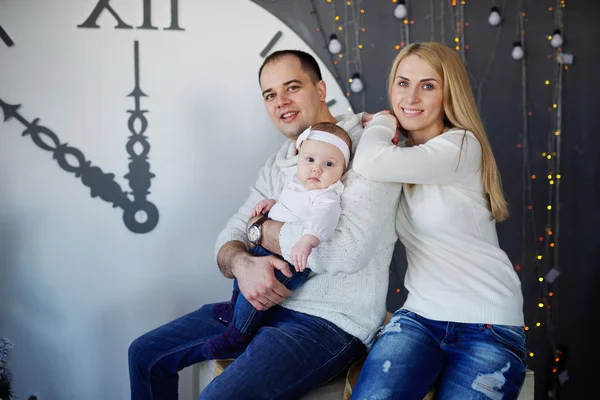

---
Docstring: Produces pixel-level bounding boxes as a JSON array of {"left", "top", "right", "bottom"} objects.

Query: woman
[{"left": 351, "top": 42, "right": 526, "bottom": 399}]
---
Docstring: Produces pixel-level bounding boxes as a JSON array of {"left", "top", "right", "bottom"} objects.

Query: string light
[
  {"left": 512, "top": 42, "right": 524, "bottom": 60},
  {"left": 328, "top": 34, "right": 342, "bottom": 54},
  {"left": 309, "top": 0, "right": 346, "bottom": 104},
  {"left": 393, "top": 1, "right": 407, "bottom": 20},
  {"left": 528, "top": 0, "right": 569, "bottom": 393},
  {"left": 488, "top": 6, "right": 502, "bottom": 26}
]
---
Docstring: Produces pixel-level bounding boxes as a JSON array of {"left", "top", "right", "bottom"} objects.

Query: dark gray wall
[{"left": 254, "top": 1, "right": 600, "bottom": 399}]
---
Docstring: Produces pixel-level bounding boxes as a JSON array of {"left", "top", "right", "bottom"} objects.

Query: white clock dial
[
  {"left": 0, "top": 1, "right": 353, "bottom": 400},
  {"left": 0, "top": 0, "right": 352, "bottom": 234}
]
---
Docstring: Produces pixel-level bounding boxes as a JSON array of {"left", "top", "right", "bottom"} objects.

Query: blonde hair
[{"left": 387, "top": 42, "right": 509, "bottom": 221}]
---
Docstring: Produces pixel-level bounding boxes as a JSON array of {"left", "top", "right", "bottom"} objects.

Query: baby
[{"left": 202, "top": 121, "right": 352, "bottom": 358}]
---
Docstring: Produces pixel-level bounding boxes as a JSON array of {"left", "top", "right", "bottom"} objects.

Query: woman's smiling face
[{"left": 390, "top": 54, "right": 445, "bottom": 138}]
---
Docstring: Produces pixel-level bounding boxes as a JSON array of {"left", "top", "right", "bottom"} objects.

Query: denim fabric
[
  {"left": 351, "top": 309, "right": 527, "bottom": 400},
  {"left": 232, "top": 245, "right": 311, "bottom": 334},
  {"left": 129, "top": 303, "right": 365, "bottom": 400}
]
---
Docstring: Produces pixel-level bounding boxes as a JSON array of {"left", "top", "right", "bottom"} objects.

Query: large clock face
[
  {"left": 0, "top": 0, "right": 352, "bottom": 235},
  {"left": 0, "top": 1, "right": 352, "bottom": 399}
]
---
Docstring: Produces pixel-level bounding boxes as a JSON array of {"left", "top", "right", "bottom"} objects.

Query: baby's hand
[
  {"left": 291, "top": 241, "right": 314, "bottom": 272},
  {"left": 252, "top": 199, "right": 277, "bottom": 217}
]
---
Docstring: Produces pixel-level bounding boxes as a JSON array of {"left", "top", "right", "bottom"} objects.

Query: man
[{"left": 128, "top": 50, "right": 402, "bottom": 399}]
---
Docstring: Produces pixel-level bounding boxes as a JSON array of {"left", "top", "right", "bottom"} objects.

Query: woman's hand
[
  {"left": 361, "top": 110, "right": 401, "bottom": 145},
  {"left": 361, "top": 110, "right": 389, "bottom": 127}
]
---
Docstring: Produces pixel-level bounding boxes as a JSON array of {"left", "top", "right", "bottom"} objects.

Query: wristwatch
[{"left": 247, "top": 215, "right": 269, "bottom": 246}]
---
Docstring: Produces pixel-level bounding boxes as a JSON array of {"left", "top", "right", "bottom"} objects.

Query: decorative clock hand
[
  {"left": 0, "top": 40, "right": 158, "bottom": 234},
  {"left": 0, "top": 25, "right": 14, "bottom": 47},
  {"left": 123, "top": 40, "right": 159, "bottom": 234}
]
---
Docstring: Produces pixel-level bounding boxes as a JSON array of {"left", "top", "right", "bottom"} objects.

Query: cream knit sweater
[
  {"left": 353, "top": 114, "right": 524, "bottom": 326},
  {"left": 215, "top": 114, "right": 402, "bottom": 347}
]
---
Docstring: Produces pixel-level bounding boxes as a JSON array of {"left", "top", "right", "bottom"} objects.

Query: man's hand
[
  {"left": 361, "top": 110, "right": 400, "bottom": 145},
  {"left": 252, "top": 199, "right": 277, "bottom": 217},
  {"left": 233, "top": 253, "right": 293, "bottom": 311}
]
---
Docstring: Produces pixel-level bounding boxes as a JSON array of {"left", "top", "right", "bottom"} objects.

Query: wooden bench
[
  {"left": 193, "top": 312, "right": 535, "bottom": 399},
  {"left": 194, "top": 358, "right": 534, "bottom": 400}
]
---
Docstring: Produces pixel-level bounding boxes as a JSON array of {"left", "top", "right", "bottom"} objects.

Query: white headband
[{"left": 296, "top": 126, "right": 351, "bottom": 168}]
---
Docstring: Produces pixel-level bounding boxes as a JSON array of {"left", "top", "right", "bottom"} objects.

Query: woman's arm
[{"left": 352, "top": 114, "right": 481, "bottom": 185}]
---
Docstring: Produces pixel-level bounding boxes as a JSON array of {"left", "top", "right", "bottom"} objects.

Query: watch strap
[{"left": 253, "top": 215, "right": 269, "bottom": 228}]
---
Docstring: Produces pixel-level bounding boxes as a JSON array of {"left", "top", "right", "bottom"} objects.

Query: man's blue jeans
[
  {"left": 128, "top": 302, "right": 365, "bottom": 399},
  {"left": 352, "top": 309, "right": 527, "bottom": 400}
]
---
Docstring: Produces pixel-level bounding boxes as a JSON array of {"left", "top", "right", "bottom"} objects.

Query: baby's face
[{"left": 297, "top": 139, "right": 346, "bottom": 190}]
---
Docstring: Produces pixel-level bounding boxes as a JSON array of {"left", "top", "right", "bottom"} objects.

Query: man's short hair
[
  {"left": 310, "top": 122, "right": 352, "bottom": 158},
  {"left": 258, "top": 50, "right": 323, "bottom": 85}
]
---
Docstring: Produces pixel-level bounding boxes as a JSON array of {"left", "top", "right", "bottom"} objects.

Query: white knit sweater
[
  {"left": 215, "top": 114, "right": 402, "bottom": 346},
  {"left": 353, "top": 114, "right": 524, "bottom": 326}
]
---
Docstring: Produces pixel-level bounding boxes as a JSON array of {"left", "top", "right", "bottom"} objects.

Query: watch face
[{"left": 247, "top": 225, "right": 260, "bottom": 243}]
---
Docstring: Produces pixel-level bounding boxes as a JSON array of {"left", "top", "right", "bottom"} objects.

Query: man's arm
[
  {"left": 260, "top": 171, "right": 401, "bottom": 276},
  {"left": 260, "top": 219, "right": 283, "bottom": 255},
  {"left": 216, "top": 241, "right": 248, "bottom": 279},
  {"left": 213, "top": 154, "right": 292, "bottom": 309},
  {"left": 214, "top": 155, "right": 277, "bottom": 263}
]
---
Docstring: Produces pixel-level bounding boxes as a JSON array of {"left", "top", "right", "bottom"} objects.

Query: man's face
[{"left": 259, "top": 56, "right": 326, "bottom": 140}]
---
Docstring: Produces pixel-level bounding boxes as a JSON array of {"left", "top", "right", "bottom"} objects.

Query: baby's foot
[
  {"left": 211, "top": 290, "right": 240, "bottom": 324},
  {"left": 201, "top": 325, "right": 252, "bottom": 358}
]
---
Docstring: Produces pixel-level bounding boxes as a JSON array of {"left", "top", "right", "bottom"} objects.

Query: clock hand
[
  {"left": 122, "top": 40, "right": 159, "bottom": 234},
  {"left": 0, "top": 25, "right": 14, "bottom": 47},
  {"left": 0, "top": 39, "right": 159, "bottom": 234},
  {"left": 0, "top": 99, "right": 130, "bottom": 210}
]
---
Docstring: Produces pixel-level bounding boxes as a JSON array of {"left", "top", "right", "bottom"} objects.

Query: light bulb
[
  {"left": 394, "top": 2, "right": 407, "bottom": 20},
  {"left": 551, "top": 29, "right": 563, "bottom": 48},
  {"left": 488, "top": 6, "right": 501, "bottom": 26},
  {"left": 512, "top": 41, "right": 524, "bottom": 60},
  {"left": 350, "top": 73, "right": 364, "bottom": 93},
  {"left": 328, "top": 34, "right": 342, "bottom": 54}
]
